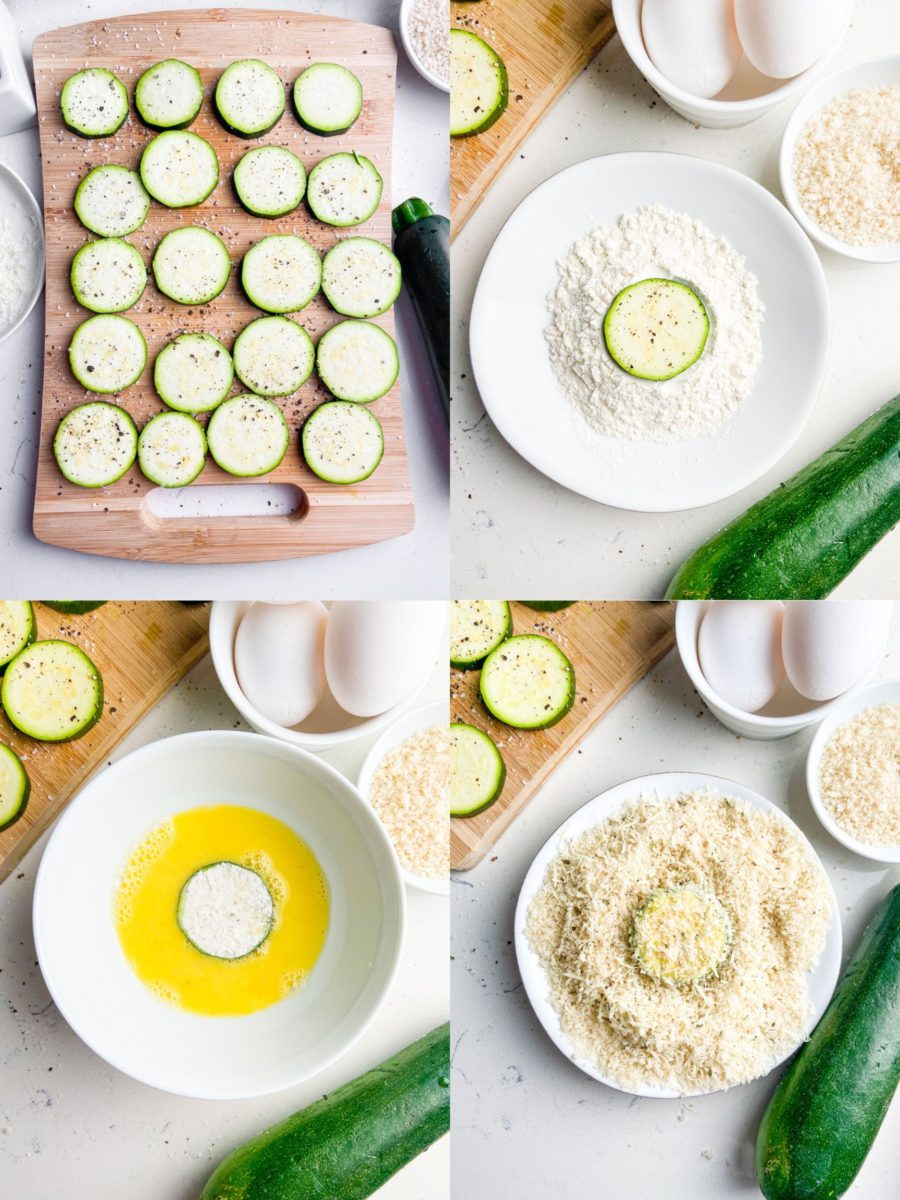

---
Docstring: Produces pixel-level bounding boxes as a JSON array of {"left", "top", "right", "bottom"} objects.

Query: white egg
[
  {"left": 734, "top": 0, "right": 844, "bottom": 80},
  {"left": 235, "top": 601, "right": 328, "bottom": 727},
  {"left": 698, "top": 600, "right": 786, "bottom": 712},
  {"left": 782, "top": 600, "right": 892, "bottom": 702},
  {"left": 642, "top": 0, "right": 741, "bottom": 99},
  {"left": 325, "top": 601, "right": 444, "bottom": 717}
]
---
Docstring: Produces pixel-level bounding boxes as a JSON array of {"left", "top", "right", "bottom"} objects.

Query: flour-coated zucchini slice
[
  {"left": 135, "top": 58, "right": 204, "bottom": 130},
  {"left": 479, "top": 634, "right": 575, "bottom": 730},
  {"left": 206, "top": 394, "right": 290, "bottom": 477},
  {"left": 70, "top": 238, "right": 147, "bottom": 313},
  {"left": 177, "top": 861, "right": 274, "bottom": 959},
  {"left": 322, "top": 237, "right": 402, "bottom": 318},
  {"left": 316, "top": 319, "right": 398, "bottom": 403},
  {"left": 0, "top": 602, "right": 36, "bottom": 672},
  {"left": 138, "top": 411, "right": 207, "bottom": 487},
  {"left": 60, "top": 67, "right": 129, "bottom": 137},
  {"left": 1, "top": 640, "right": 104, "bottom": 742},
  {"left": 604, "top": 278, "right": 710, "bottom": 381},
  {"left": 154, "top": 332, "right": 234, "bottom": 414},
  {"left": 233, "top": 145, "right": 306, "bottom": 217},
  {"left": 140, "top": 130, "right": 219, "bottom": 207},
  {"left": 450, "top": 723, "right": 505, "bottom": 817},
  {"left": 53, "top": 401, "right": 139, "bottom": 488},
  {"left": 0, "top": 744, "right": 29, "bottom": 832},
  {"left": 74, "top": 165, "right": 152, "bottom": 238},
  {"left": 450, "top": 600, "right": 511, "bottom": 669},
  {"left": 241, "top": 234, "right": 321, "bottom": 313},
  {"left": 293, "top": 63, "right": 363, "bottom": 135},
  {"left": 307, "top": 152, "right": 383, "bottom": 226},
  {"left": 233, "top": 316, "right": 314, "bottom": 397},
  {"left": 450, "top": 30, "right": 508, "bottom": 137},
  {"left": 301, "top": 400, "right": 384, "bottom": 484},
  {"left": 69, "top": 314, "right": 147, "bottom": 393},
  {"left": 215, "top": 59, "right": 285, "bottom": 137},
  {"left": 152, "top": 226, "right": 231, "bottom": 305}
]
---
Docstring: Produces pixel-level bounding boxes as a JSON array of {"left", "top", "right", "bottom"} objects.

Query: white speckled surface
[{"left": 451, "top": 604, "right": 899, "bottom": 1199}]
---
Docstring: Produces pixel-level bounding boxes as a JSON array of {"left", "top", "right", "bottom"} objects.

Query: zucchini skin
[
  {"left": 666, "top": 395, "right": 900, "bottom": 599},
  {"left": 200, "top": 1023, "right": 450, "bottom": 1200},
  {"left": 392, "top": 202, "right": 449, "bottom": 419},
  {"left": 756, "top": 885, "right": 900, "bottom": 1200}
]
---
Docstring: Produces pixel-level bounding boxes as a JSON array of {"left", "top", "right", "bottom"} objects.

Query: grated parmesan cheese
[
  {"left": 369, "top": 724, "right": 449, "bottom": 879},
  {"left": 818, "top": 703, "right": 900, "bottom": 846},
  {"left": 407, "top": 0, "right": 450, "bottom": 84}
]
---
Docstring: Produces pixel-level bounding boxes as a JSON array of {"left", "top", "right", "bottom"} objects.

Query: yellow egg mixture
[{"left": 114, "top": 805, "right": 329, "bottom": 1016}]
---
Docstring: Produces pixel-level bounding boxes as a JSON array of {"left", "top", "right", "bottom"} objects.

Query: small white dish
[
  {"left": 806, "top": 678, "right": 900, "bottom": 863},
  {"left": 780, "top": 56, "right": 900, "bottom": 263},
  {"left": 358, "top": 699, "right": 450, "bottom": 896},
  {"left": 32, "top": 730, "right": 406, "bottom": 1099},
  {"left": 0, "top": 162, "right": 44, "bottom": 345},
  {"left": 514, "top": 771, "right": 842, "bottom": 1098},
  {"left": 400, "top": 0, "right": 449, "bottom": 93}
]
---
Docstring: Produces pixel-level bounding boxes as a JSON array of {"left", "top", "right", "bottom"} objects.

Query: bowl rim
[
  {"left": 400, "top": 0, "right": 450, "bottom": 94},
  {"left": 0, "top": 161, "right": 44, "bottom": 346}
]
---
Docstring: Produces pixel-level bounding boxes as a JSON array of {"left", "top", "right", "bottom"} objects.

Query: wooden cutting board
[
  {"left": 31, "top": 9, "right": 413, "bottom": 562},
  {"left": 0, "top": 601, "right": 209, "bottom": 884},
  {"left": 451, "top": 601, "right": 675, "bottom": 871},
  {"left": 451, "top": 0, "right": 615, "bottom": 238}
]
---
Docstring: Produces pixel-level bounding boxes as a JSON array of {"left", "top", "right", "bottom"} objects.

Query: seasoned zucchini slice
[
  {"left": 0, "top": 602, "right": 36, "bottom": 672},
  {"left": 631, "top": 887, "right": 732, "bottom": 986},
  {"left": 53, "top": 402, "right": 139, "bottom": 488},
  {"left": 233, "top": 316, "right": 314, "bottom": 397},
  {"left": 321, "top": 237, "right": 402, "bottom": 319},
  {"left": 241, "top": 234, "right": 321, "bottom": 314},
  {"left": 604, "top": 278, "right": 710, "bottom": 381},
  {"left": 293, "top": 63, "right": 363, "bottom": 135},
  {"left": 140, "top": 130, "right": 219, "bottom": 207},
  {"left": 152, "top": 226, "right": 231, "bottom": 305},
  {"left": 206, "top": 394, "right": 290, "bottom": 478},
  {"left": 450, "top": 30, "right": 508, "bottom": 137},
  {"left": 479, "top": 634, "right": 575, "bottom": 730},
  {"left": 316, "top": 319, "right": 398, "bottom": 404},
  {"left": 233, "top": 145, "right": 306, "bottom": 218},
  {"left": 450, "top": 600, "right": 511, "bottom": 669},
  {"left": 1, "top": 640, "right": 104, "bottom": 742},
  {"left": 177, "top": 861, "right": 274, "bottom": 959},
  {"left": 215, "top": 59, "right": 285, "bottom": 138},
  {"left": 60, "top": 67, "right": 128, "bottom": 138},
  {"left": 135, "top": 58, "right": 204, "bottom": 130},
  {"left": 301, "top": 400, "right": 384, "bottom": 484},
  {"left": 74, "top": 165, "right": 151, "bottom": 238},
  {"left": 0, "top": 744, "right": 29, "bottom": 832},
  {"left": 138, "top": 411, "right": 207, "bottom": 488},
  {"left": 70, "top": 238, "right": 147, "bottom": 313},
  {"left": 450, "top": 723, "right": 506, "bottom": 817},
  {"left": 307, "top": 152, "right": 382, "bottom": 226},
  {"left": 154, "top": 332, "right": 234, "bottom": 414},
  {"left": 69, "top": 315, "right": 147, "bottom": 393}
]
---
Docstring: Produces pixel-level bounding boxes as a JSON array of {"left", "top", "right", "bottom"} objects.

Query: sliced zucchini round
[
  {"left": 450, "top": 723, "right": 505, "bottom": 818},
  {"left": 233, "top": 145, "right": 306, "bottom": 218},
  {"left": 450, "top": 30, "right": 509, "bottom": 137},
  {"left": 307, "top": 152, "right": 383, "bottom": 227},
  {"left": 0, "top": 744, "right": 30, "bottom": 832},
  {"left": 631, "top": 887, "right": 732, "bottom": 986},
  {"left": 154, "top": 332, "right": 234, "bottom": 414},
  {"left": 241, "top": 234, "right": 321, "bottom": 314},
  {"left": 70, "top": 238, "right": 147, "bottom": 314},
  {"left": 60, "top": 67, "right": 129, "bottom": 138},
  {"left": 604, "top": 278, "right": 710, "bottom": 381},
  {"left": 322, "top": 237, "right": 402, "bottom": 319},
  {"left": 207, "top": 394, "right": 290, "bottom": 477},
  {"left": 152, "top": 226, "right": 231, "bottom": 305},
  {"left": 479, "top": 634, "right": 575, "bottom": 730},
  {"left": 293, "top": 63, "right": 363, "bottom": 135},
  {"left": 521, "top": 602, "right": 575, "bottom": 612},
  {"left": 233, "top": 316, "right": 314, "bottom": 397},
  {"left": 138, "top": 411, "right": 207, "bottom": 487},
  {"left": 69, "top": 314, "right": 147, "bottom": 393},
  {"left": 74, "top": 165, "right": 152, "bottom": 238},
  {"left": 316, "top": 319, "right": 398, "bottom": 403},
  {"left": 135, "top": 58, "right": 204, "bottom": 130},
  {"left": 0, "top": 602, "right": 36, "bottom": 672},
  {"left": 450, "top": 600, "right": 511, "bottom": 669},
  {"left": 301, "top": 400, "right": 384, "bottom": 484},
  {"left": 43, "top": 602, "right": 107, "bottom": 614},
  {"left": 215, "top": 59, "right": 285, "bottom": 138},
  {"left": 53, "top": 401, "right": 139, "bottom": 488},
  {"left": 177, "top": 861, "right": 274, "bottom": 959},
  {"left": 140, "top": 130, "right": 219, "bottom": 208},
  {"left": 1, "top": 640, "right": 104, "bottom": 743}
]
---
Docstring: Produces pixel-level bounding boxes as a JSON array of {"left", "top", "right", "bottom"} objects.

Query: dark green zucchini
[
  {"left": 521, "top": 602, "right": 575, "bottom": 612},
  {"left": 44, "top": 602, "right": 107, "bottom": 614},
  {"left": 392, "top": 198, "right": 449, "bottom": 420}
]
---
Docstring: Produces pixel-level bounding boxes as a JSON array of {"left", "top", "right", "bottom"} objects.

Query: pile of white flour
[{"left": 545, "top": 205, "right": 764, "bottom": 443}]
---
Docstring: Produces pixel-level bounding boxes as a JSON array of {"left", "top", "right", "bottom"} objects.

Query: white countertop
[
  {"left": 451, "top": 604, "right": 900, "bottom": 1200},
  {"left": 0, "top": 649, "right": 449, "bottom": 1199},
  {"left": 0, "top": 0, "right": 449, "bottom": 600},
  {"left": 452, "top": 0, "right": 900, "bottom": 599}
]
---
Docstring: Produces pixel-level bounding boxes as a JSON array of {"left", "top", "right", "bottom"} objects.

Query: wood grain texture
[
  {"left": 0, "top": 601, "right": 209, "bottom": 883},
  {"left": 450, "top": 0, "right": 615, "bottom": 239},
  {"left": 450, "top": 601, "right": 675, "bottom": 871},
  {"left": 32, "top": 9, "right": 413, "bottom": 562}
]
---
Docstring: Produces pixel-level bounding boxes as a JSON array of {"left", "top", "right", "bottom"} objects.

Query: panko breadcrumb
[
  {"left": 369, "top": 724, "right": 449, "bottom": 878},
  {"left": 819, "top": 703, "right": 900, "bottom": 846}
]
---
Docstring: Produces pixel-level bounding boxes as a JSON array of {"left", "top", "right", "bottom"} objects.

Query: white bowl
[
  {"left": 806, "top": 678, "right": 900, "bottom": 863},
  {"left": 358, "top": 699, "right": 450, "bottom": 896},
  {"left": 780, "top": 56, "right": 900, "bottom": 263},
  {"left": 400, "top": 0, "right": 449, "bottom": 93},
  {"left": 32, "top": 730, "right": 406, "bottom": 1099},
  {"left": 676, "top": 601, "right": 885, "bottom": 740},
  {"left": 514, "top": 771, "right": 842, "bottom": 1098},
  {"left": 612, "top": 0, "right": 850, "bottom": 128},
  {"left": 0, "top": 162, "right": 44, "bottom": 345}
]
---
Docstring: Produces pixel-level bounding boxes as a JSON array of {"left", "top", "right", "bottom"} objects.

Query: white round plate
[
  {"left": 514, "top": 771, "right": 841, "bottom": 1098},
  {"left": 0, "top": 162, "right": 44, "bottom": 344},
  {"left": 470, "top": 152, "right": 830, "bottom": 512}
]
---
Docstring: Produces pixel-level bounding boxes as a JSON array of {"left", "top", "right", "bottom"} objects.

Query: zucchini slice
[
  {"left": 206, "top": 394, "right": 290, "bottom": 477},
  {"left": 70, "top": 238, "right": 147, "bottom": 314},
  {"left": 0, "top": 744, "right": 29, "bottom": 833},
  {"left": 43, "top": 602, "right": 106, "bottom": 614},
  {"left": 215, "top": 59, "right": 285, "bottom": 138},
  {"left": 241, "top": 234, "right": 321, "bottom": 314},
  {"left": 177, "top": 861, "right": 275, "bottom": 959},
  {"left": 316, "top": 319, "right": 399, "bottom": 404},
  {"left": 1, "top": 640, "right": 103, "bottom": 742},
  {"left": 450, "top": 30, "right": 509, "bottom": 137},
  {"left": 154, "top": 332, "right": 234, "bottom": 414},
  {"left": 0, "top": 602, "right": 36, "bottom": 672},
  {"left": 322, "top": 237, "right": 402, "bottom": 319},
  {"left": 604, "top": 278, "right": 710, "bottom": 381},
  {"left": 301, "top": 400, "right": 384, "bottom": 484},
  {"left": 53, "top": 402, "right": 139, "bottom": 488},
  {"left": 450, "top": 600, "right": 511, "bottom": 669},
  {"left": 140, "top": 130, "right": 219, "bottom": 207},
  {"left": 631, "top": 887, "right": 732, "bottom": 986},
  {"left": 307, "top": 152, "right": 383, "bottom": 227},
  {"left": 479, "top": 634, "right": 575, "bottom": 730},
  {"left": 60, "top": 67, "right": 129, "bottom": 138},
  {"left": 135, "top": 58, "right": 204, "bottom": 130},
  {"left": 233, "top": 316, "right": 314, "bottom": 397},
  {"left": 69, "top": 314, "right": 147, "bottom": 393},
  {"left": 233, "top": 145, "right": 306, "bottom": 218},
  {"left": 450, "top": 723, "right": 505, "bottom": 818},
  {"left": 152, "top": 226, "right": 231, "bottom": 305},
  {"left": 293, "top": 63, "right": 363, "bottom": 135},
  {"left": 74, "top": 165, "right": 151, "bottom": 238},
  {"left": 138, "top": 411, "right": 207, "bottom": 487}
]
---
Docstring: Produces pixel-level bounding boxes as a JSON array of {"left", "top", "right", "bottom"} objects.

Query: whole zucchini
[
  {"left": 392, "top": 198, "right": 450, "bottom": 420},
  {"left": 756, "top": 884, "right": 900, "bottom": 1200},
  {"left": 666, "top": 395, "right": 900, "bottom": 599},
  {"left": 200, "top": 1023, "right": 450, "bottom": 1200}
]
